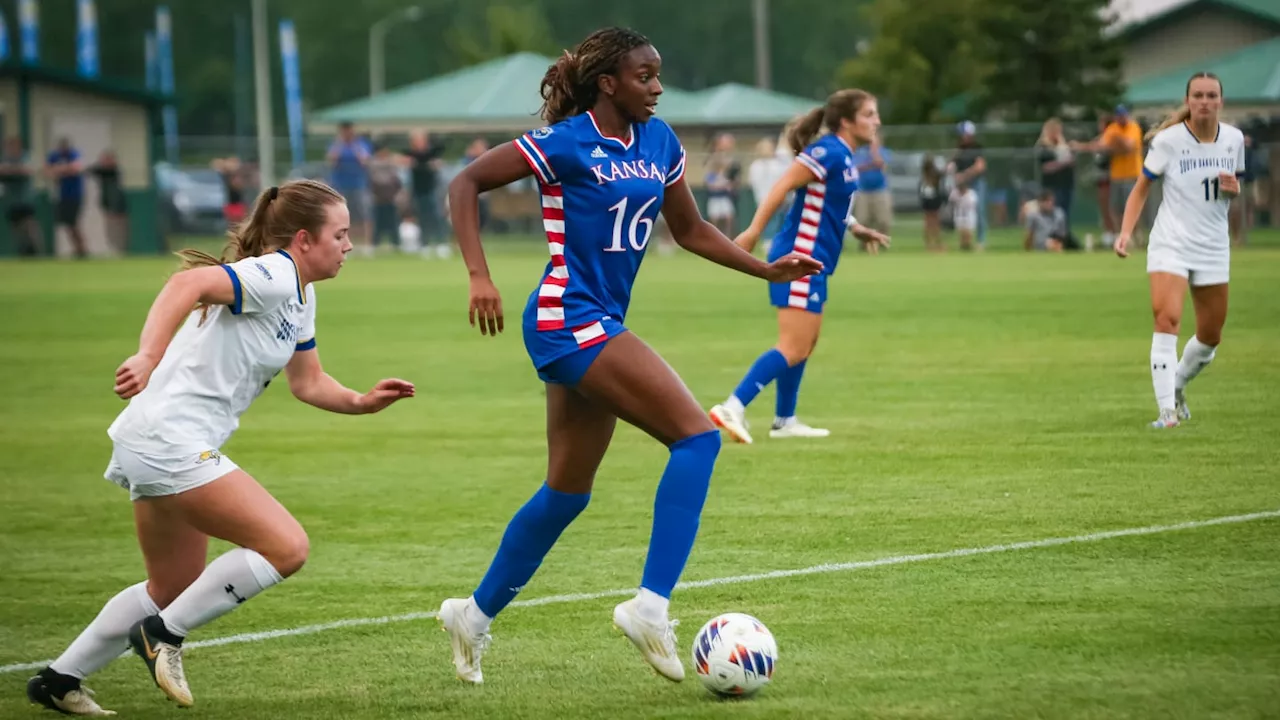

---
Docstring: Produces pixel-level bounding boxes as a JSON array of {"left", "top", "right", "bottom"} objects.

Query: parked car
[{"left": 156, "top": 163, "right": 227, "bottom": 235}]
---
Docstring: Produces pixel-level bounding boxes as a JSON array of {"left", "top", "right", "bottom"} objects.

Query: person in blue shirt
[
  {"left": 46, "top": 138, "right": 87, "bottom": 258},
  {"left": 325, "top": 122, "right": 371, "bottom": 251},
  {"left": 709, "top": 90, "right": 889, "bottom": 444},
  {"left": 851, "top": 134, "right": 893, "bottom": 237},
  {"left": 437, "top": 26, "right": 821, "bottom": 686}
]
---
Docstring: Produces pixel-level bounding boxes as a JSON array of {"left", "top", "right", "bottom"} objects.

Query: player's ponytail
[
  {"left": 785, "top": 89, "right": 874, "bottom": 154},
  {"left": 785, "top": 107, "right": 825, "bottom": 155},
  {"left": 1145, "top": 71, "right": 1222, "bottom": 143},
  {"left": 176, "top": 179, "right": 343, "bottom": 323},
  {"left": 538, "top": 27, "right": 651, "bottom": 125}
]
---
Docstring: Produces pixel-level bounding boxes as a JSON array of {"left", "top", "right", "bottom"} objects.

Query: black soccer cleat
[
  {"left": 128, "top": 615, "right": 193, "bottom": 707},
  {"left": 26, "top": 667, "right": 115, "bottom": 716}
]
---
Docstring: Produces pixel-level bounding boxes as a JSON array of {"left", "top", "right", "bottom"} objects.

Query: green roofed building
[
  {"left": 0, "top": 62, "right": 170, "bottom": 258},
  {"left": 1117, "top": 0, "right": 1280, "bottom": 89},
  {"left": 1125, "top": 36, "right": 1280, "bottom": 115},
  {"left": 309, "top": 54, "right": 819, "bottom": 135}
]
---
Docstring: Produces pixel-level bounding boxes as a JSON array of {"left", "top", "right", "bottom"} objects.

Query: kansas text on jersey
[{"left": 514, "top": 111, "right": 685, "bottom": 354}]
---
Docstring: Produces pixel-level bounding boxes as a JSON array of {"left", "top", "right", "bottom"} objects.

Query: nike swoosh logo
[{"left": 141, "top": 632, "right": 159, "bottom": 661}]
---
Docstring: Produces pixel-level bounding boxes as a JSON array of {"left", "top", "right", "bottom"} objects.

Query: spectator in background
[
  {"left": 1231, "top": 131, "right": 1255, "bottom": 246},
  {"left": 326, "top": 121, "right": 372, "bottom": 250},
  {"left": 367, "top": 142, "right": 403, "bottom": 252},
  {"left": 45, "top": 137, "right": 87, "bottom": 258},
  {"left": 919, "top": 154, "right": 945, "bottom": 252},
  {"left": 948, "top": 121, "right": 987, "bottom": 249},
  {"left": 1075, "top": 106, "right": 1143, "bottom": 249},
  {"left": 705, "top": 132, "right": 741, "bottom": 235},
  {"left": 747, "top": 137, "right": 790, "bottom": 244},
  {"left": 1024, "top": 189, "right": 1078, "bottom": 253},
  {"left": 404, "top": 130, "right": 448, "bottom": 258},
  {"left": 211, "top": 156, "right": 248, "bottom": 229},
  {"left": 1090, "top": 113, "right": 1115, "bottom": 247},
  {"left": 852, "top": 131, "right": 893, "bottom": 238},
  {"left": 950, "top": 179, "right": 979, "bottom": 251},
  {"left": 1036, "top": 117, "right": 1075, "bottom": 231},
  {"left": 90, "top": 150, "right": 129, "bottom": 255},
  {"left": 462, "top": 137, "right": 491, "bottom": 230},
  {"left": 0, "top": 137, "right": 41, "bottom": 256}
]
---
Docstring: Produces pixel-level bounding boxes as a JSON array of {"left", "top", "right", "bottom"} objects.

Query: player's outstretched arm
[
  {"left": 114, "top": 266, "right": 239, "bottom": 400},
  {"left": 734, "top": 162, "right": 812, "bottom": 252},
  {"left": 661, "top": 176, "right": 823, "bottom": 283},
  {"left": 447, "top": 142, "right": 534, "bottom": 336},
  {"left": 284, "top": 348, "right": 414, "bottom": 414},
  {"left": 1115, "top": 175, "right": 1152, "bottom": 259}
]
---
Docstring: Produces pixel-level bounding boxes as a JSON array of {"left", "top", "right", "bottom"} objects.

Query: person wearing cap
[
  {"left": 1074, "top": 106, "right": 1145, "bottom": 248},
  {"left": 947, "top": 121, "right": 988, "bottom": 248}
]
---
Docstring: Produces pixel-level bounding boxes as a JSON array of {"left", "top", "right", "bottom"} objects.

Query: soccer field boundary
[{"left": 3, "top": 508, "right": 1277, "bottom": 676}]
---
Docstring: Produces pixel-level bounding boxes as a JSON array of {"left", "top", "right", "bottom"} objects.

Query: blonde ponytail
[{"left": 1145, "top": 106, "right": 1190, "bottom": 143}]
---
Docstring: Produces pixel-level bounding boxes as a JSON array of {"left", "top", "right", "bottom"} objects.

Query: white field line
[{"left": 3, "top": 508, "right": 1277, "bottom": 675}]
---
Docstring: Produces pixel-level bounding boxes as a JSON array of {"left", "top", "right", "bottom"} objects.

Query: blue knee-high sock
[
  {"left": 640, "top": 430, "right": 722, "bottom": 598},
  {"left": 473, "top": 484, "right": 590, "bottom": 618},
  {"left": 731, "top": 349, "right": 790, "bottom": 407},
  {"left": 775, "top": 359, "right": 807, "bottom": 419}
]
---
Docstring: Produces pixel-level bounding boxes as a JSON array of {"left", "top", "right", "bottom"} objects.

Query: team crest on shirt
[
  {"left": 196, "top": 450, "right": 222, "bottom": 466},
  {"left": 811, "top": 146, "right": 826, "bottom": 159},
  {"left": 532, "top": 126, "right": 553, "bottom": 139}
]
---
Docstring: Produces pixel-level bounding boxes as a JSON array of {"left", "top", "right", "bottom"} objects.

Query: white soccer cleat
[
  {"left": 1175, "top": 388, "right": 1191, "bottom": 421},
  {"left": 769, "top": 417, "right": 830, "bottom": 439},
  {"left": 438, "top": 598, "right": 491, "bottom": 684},
  {"left": 612, "top": 598, "right": 685, "bottom": 682},
  {"left": 768, "top": 415, "right": 829, "bottom": 438},
  {"left": 129, "top": 618, "right": 192, "bottom": 708},
  {"left": 709, "top": 404, "right": 753, "bottom": 444},
  {"left": 1150, "top": 408, "right": 1180, "bottom": 429},
  {"left": 26, "top": 670, "right": 116, "bottom": 716}
]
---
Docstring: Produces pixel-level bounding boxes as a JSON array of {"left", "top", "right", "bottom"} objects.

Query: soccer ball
[{"left": 691, "top": 612, "right": 778, "bottom": 698}]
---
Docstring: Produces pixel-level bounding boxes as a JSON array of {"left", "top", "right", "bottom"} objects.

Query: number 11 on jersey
[
  {"left": 1201, "top": 177, "right": 1220, "bottom": 201},
  {"left": 605, "top": 196, "right": 659, "bottom": 252}
]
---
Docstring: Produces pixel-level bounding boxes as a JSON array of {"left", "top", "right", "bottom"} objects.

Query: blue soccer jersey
[
  {"left": 514, "top": 111, "right": 686, "bottom": 371},
  {"left": 767, "top": 134, "right": 859, "bottom": 275}
]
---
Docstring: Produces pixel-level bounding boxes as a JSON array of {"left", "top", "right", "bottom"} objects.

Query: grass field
[{"left": 2, "top": 228, "right": 1279, "bottom": 719}]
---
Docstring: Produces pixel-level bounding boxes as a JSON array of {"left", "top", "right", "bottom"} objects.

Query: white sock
[
  {"left": 724, "top": 395, "right": 746, "bottom": 416},
  {"left": 1176, "top": 335, "right": 1217, "bottom": 390},
  {"left": 464, "top": 595, "right": 493, "bottom": 633},
  {"left": 634, "top": 587, "right": 670, "bottom": 623},
  {"left": 1151, "top": 332, "right": 1178, "bottom": 412},
  {"left": 50, "top": 581, "right": 159, "bottom": 679},
  {"left": 159, "top": 548, "right": 283, "bottom": 637}
]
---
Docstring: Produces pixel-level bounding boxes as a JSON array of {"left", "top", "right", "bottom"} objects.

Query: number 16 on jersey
[{"left": 605, "top": 195, "right": 659, "bottom": 252}]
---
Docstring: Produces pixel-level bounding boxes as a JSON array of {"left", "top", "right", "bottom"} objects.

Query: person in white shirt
[
  {"left": 950, "top": 181, "right": 979, "bottom": 251},
  {"left": 27, "top": 180, "right": 416, "bottom": 716},
  {"left": 1115, "top": 72, "right": 1243, "bottom": 429}
]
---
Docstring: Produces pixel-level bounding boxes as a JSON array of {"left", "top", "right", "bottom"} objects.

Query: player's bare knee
[
  {"left": 776, "top": 342, "right": 809, "bottom": 366},
  {"left": 1152, "top": 311, "right": 1180, "bottom": 335},
  {"left": 264, "top": 530, "right": 310, "bottom": 578}
]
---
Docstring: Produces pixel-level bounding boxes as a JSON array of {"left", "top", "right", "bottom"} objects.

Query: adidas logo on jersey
[{"left": 591, "top": 145, "right": 607, "bottom": 159}]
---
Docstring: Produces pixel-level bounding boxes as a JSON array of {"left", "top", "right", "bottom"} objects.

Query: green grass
[{"left": 1, "top": 228, "right": 1279, "bottom": 719}]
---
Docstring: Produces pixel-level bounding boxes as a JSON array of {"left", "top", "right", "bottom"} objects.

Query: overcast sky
[{"left": 1110, "top": 0, "right": 1192, "bottom": 25}]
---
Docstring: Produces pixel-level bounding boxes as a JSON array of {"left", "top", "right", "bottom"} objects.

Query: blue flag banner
[
  {"left": 279, "top": 20, "right": 306, "bottom": 171},
  {"left": 0, "top": 12, "right": 10, "bottom": 63},
  {"left": 77, "top": 0, "right": 98, "bottom": 78},
  {"left": 19, "top": 0, "right": 37, "bottom": 65},
  {"left": 156, "top": 6, "right": 178, "bottom": 163}
]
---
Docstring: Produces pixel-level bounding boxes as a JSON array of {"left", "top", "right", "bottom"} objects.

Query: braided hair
[{"left": 539, "top": 27, "right": 652, "bottom": 125}]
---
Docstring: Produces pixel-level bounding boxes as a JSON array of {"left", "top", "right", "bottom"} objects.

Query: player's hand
[
  {"left": 114, "top": 352, "right": 158, "bottom": 400},
  {"left": 1218, "top": 172, "right": 1240, "bottom": 198},
  {"left": 1114, "top": 233, "right": 1130, "bottom": 258},
  {"left": 356, "top": 378, "right": 416, "bottom": 414},
  {"left": 733, "top": 226, "right": 761, "bottom": 253},
  {"left": 469, "top": 275, "right": 504, "bottom": 336},
  {"left": 762, "top": 253, "right": 823, "bottom": 283},
  {"left": 857, "top": 228, "right": 891, "bottom": 255}
]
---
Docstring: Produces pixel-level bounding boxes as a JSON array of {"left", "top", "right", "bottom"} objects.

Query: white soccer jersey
[
  {"left": 1142, "top": 122, "right": 1245, "bottom": 259},
  {"left": 108, "top": 250, "right": 317, "bottom": 456}
]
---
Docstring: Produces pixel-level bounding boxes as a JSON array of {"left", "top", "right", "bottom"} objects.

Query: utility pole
[
  {"left": 752, "top": 0, "right": 771, "bottom": 90},
  {"left": 252, "top": 0, "right": 275, "bottom": 187}
]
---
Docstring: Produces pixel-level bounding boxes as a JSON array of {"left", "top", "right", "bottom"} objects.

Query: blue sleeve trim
[
  {"left": 295, "top": 338, "right": 316, "bottom": 352},
  {"left": 220, "top": 265, "right": 243, "bottom": 315},
  {"left": 1142, "top": 167, "right": 1159, "bottom": 180}
]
